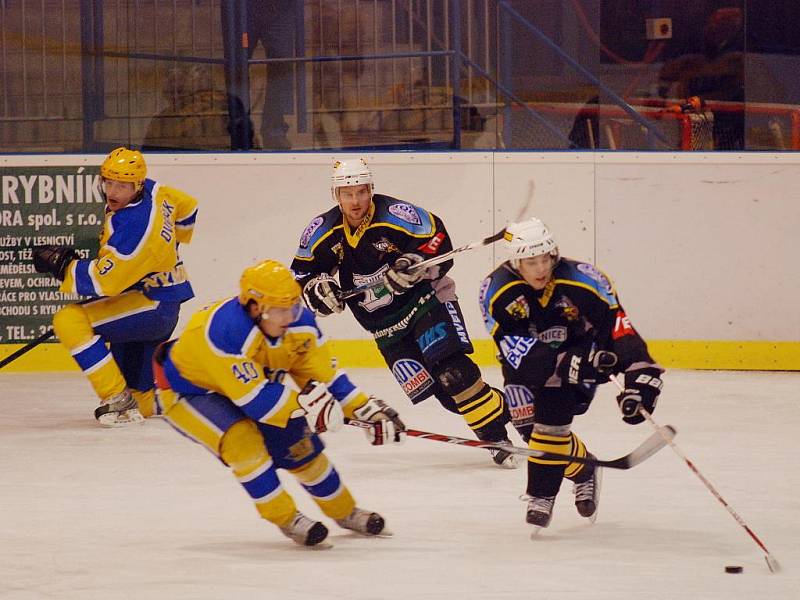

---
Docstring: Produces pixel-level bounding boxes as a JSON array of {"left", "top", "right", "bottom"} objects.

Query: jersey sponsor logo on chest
[
  {"left": 536, "top": 325, "right": 567, "bottom": 345},
  {"left": 388, "top": 202, "right": 422, "bottom": 225},
  {"left": 499, "top": 335, "right": 537, "bottom": 369},
  {"left": 391, "top": 359, "right": 434, "bottom": 399},
  {"left": 353, "top": 265, "right": 393, "bottom": 313},
  {"left": 504, "top": 294, "right": 529, "bottom": 319},
  {"left": 373, "top": 237, "right": 400, "bottom": 254}
]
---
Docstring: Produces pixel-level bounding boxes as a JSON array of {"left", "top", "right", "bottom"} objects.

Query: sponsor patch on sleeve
[
  {"left": 417, "top": 232, "right": 446, "bottom": 255},
  {"left": 576, "top": 262, "right": 613, "bottom": 294},
  {"left": 299, "top": 216, "right": 325, "bottom": 249},
  {"left": 612, "top": 309, "right": 635, "bottom": 339},
  {"left": 388, "top": 202, "right": 422, "bottom": 225}
]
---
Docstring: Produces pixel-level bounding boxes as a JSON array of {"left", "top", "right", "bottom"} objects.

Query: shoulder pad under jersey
[
  {"left": 106, "top": 189, "right": 156, "bottom": 258},
  {"left": 295, "top": 206, "right": 343, "bottom": 260},
  {"left": 555, "top": 259, "right": 619, "bottom": 306},
  {"left": 206, "top": 297, "right": 261, "bottom": 356},
  {"left": 372, "top": 194, "right": 435, "bottom": 237},
  {"left": 479, "top": 262, "right": 527, "bottom": 333},
  {"left": 285, "top": 306, "right": 324, "bottom": 340}
]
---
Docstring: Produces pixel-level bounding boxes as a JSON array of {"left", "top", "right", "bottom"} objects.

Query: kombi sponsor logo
[
  {"left": 504, "top": 384, "right": 535, "bottom": 427},
  {"left": 391, "top": 359, "right": 434, "bottom": 400}
]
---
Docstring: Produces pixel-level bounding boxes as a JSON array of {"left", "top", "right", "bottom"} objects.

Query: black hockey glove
[
  {"left": 557, "top": 343, "right": 618, "bottom": 385},
  {"left": 352, "top": 396, "right": 406, "bottom": 445},
  {"left": 32, "top": 244, "right": 78, "bottom": 281},
  {"left": 383, "top": 253, "right": 425, "bottom": 295},
  {"left": 616, "top": 367, "right": 663, "bottom": 425},
  {"left": 302, "top": 274, "right": 344, "bottom": 316}
]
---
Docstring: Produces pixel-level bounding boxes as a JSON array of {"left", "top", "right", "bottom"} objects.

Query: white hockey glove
[
  {"left": 352, "top": 396, "right": 407, "bottom": 446},
  {"left": 383, "top": 253, "right": 426, "bottom": 295},
  {"left": 296, "top": 381, "right": 344, "bottom": 433},
  {"left": 302, "top": 274, "right": 344, "bottom": 316}
]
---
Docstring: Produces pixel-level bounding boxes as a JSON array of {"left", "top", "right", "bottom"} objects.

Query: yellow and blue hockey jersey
[
  {"left": 159, "top": 298, "right": 369, "bottom": 428},
  {"left": 61, "top": 179, "right": 197, "bottom": 302}
]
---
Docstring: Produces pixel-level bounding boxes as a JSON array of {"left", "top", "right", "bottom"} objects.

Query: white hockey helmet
[
  {"left": 503, "top": 217, "right": 559, "bottom": 266},
  {"left": 330, "top": 158, "right": 373, "bottom": 202}
]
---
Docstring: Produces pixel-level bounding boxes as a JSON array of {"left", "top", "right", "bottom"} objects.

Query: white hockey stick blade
[{"left": 604, "top": 425, "right": 677, "bottom": 469}]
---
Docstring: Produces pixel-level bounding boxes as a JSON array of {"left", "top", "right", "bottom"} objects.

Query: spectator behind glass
[
  {"left": 658, "top": 7, "right": 744, "bottom": 149},
  {"left": 221, "top": 1, "right": 299, "bottom": 150}
]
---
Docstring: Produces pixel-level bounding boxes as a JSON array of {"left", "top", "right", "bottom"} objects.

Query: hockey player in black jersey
[
  {"left": 480, "top": 217, "right": 664, "bottom": 528},
  {"left": 291, "top": 158, "right": 517, "bottom": 468}
]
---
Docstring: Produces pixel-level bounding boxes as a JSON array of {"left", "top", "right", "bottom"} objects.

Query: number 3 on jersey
[{"left": 232, "top": 361, "right": 259, "bottom": 383}]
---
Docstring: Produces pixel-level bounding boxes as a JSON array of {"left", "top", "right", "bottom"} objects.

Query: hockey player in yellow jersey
[
  {"left": 32, "top": 147, "right": 198, "bottom": 426},
  {"left": 153, "top": 259, "right": 406, "bottom": 547}
]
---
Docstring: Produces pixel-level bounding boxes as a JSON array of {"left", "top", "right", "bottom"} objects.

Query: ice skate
[
  {"left": 488, "top": 440, "right": 521, "bottom": 469},
  {"left": 574, "top": 462, "right": 602, "bottom": 524},
  {"left": 336, "top": 507, "right": 391, "bottom": 536},
  {"left": 525, "top": 495, "right": 555, "bottom": 537},
  {"left": 94, "top": 389, "right": 144, "bottom": 427},
  {"left": 280, "top": 511, "right": 331, "bottom": 548}
]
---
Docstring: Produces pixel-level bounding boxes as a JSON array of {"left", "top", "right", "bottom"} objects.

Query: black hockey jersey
[
  {"left": 479, "top": 258, "right": 659, "bottom": 389},
  {"left": 291, "top": 194, "right": 453, "bottom": 334}
]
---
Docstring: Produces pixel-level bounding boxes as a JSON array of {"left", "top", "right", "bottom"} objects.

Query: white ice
[{"left": 1, "top": 368, "right": 798, "bottom": 599}]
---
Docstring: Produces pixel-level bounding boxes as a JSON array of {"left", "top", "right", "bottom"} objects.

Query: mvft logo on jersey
[
  {"left": 391, "top": 359, "right": 434, "bottom": 401},
  {"left": 445, "top": 302, "right": 470, "bottom": 345}
]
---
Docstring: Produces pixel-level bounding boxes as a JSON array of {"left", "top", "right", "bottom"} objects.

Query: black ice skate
[
  {"left": 573, "top": 460, "right": 602, "bottom": 523},
  {"left": 336, "top": 507, "right": 391, "bottom": 536},
  {"left": 525, "top": 495, "right": 555, "bottom": 536}
]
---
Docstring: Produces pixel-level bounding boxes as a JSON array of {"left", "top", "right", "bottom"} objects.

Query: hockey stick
[
  {"left": 0, "top": 329, "right": 55, "bottom": 370},
  {"left": 610, "top": 375, "right": 781, "bottom": 573},
  {"left": 345, "top": 418, "right": 675, "bottom": 470},
  {"left": 337, "top": 228, "right": 507, "bottom": 301}
]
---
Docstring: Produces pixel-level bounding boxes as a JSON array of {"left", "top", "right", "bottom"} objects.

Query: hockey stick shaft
[
  {"left": 610, "top": 375, "right": 780, "bottom": 572},
  {"left": 345, "top": 418, "right": 673, "bottom": 470},
  {"left": 0, "top": 329, "right": 55, "bottom": 370},
  {"left": 337, "top": 228, "right": 506, "bottom": 301}
]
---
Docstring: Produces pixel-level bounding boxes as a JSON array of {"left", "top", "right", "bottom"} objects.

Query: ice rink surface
[{"left": 1, "top": 368, "right": 798, "bottom": 600}]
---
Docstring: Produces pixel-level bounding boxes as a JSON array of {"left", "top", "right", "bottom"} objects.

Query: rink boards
[{"left": 1, "top": 152, "right": 798, "bottom": 371}]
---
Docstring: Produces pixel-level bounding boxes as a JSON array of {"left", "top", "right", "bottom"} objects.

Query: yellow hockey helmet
[
  {"left": 239, "top": 259, "right": 302, "bottom": 311},
  {"left": 101, "top": 147, "right": 147, "bottom": 184}
]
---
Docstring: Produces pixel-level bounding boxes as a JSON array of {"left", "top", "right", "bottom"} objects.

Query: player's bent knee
[
  {"left": 289, "top": 453, "right": 328, "bottom": 483},
  {"left": 219, "top": 419, "right": 268, "bottom": 474},
  {"left": 52, "top": 304, "right": 94, "bottom": 348},
  {"left": 431, "top": 353, "right": 481, "bottom": 396}
]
